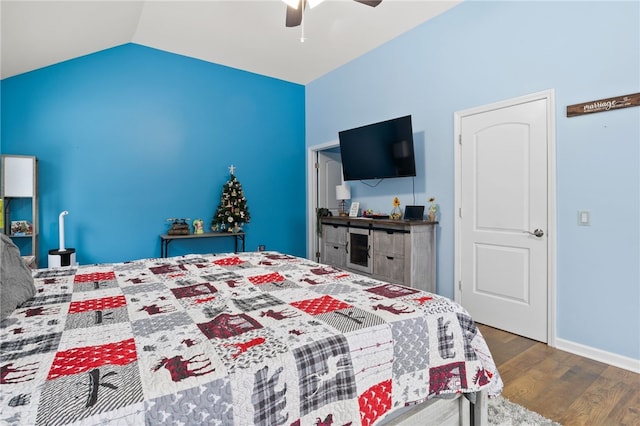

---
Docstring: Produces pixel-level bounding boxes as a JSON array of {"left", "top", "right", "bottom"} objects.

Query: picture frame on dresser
[{"left": 349, "top": 201, "right": 359, "bottom": 217}]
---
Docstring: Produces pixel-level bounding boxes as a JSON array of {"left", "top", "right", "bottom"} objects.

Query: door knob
[{"left": 524, "top": 229, "right": 544, "bottom": 237}]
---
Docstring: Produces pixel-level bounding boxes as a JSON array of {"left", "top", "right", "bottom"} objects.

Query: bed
[{"left": 0, "top": 249, "right": 502, "bottom": 425}]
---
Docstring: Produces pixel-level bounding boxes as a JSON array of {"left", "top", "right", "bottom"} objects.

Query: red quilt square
[
  {"left": 359, "top": 379, "right": 392, "bottom": 426},
  {"left": 47, "top": 338, "right": 137, "bottom": 380},
  {"left": 74, "top": 271, "right": 116, "bottom": 283},
  {"left": 171, "top": 283, "right": 218, "bottom": 299},
  {"left": 68, "top": 295, "right": 127, "bottom": 313},
  {"left": 248, "top": 272, "right": 286, "bottom": 285},
  {"left": 290, "top": 295, "right": 351, "bottom": 316},
  {"left": 213, "top": 256, "right": 244, "bottom": 266},
  {"left": 366, "top": 283, "right": 419, "bottom": 298}
]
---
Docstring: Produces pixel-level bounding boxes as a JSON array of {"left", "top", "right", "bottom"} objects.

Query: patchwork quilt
[{"left": 0, "top": 251, "right": 502, "bottom": 425}]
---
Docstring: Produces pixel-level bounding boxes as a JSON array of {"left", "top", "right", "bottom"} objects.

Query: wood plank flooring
[{"left": 477, "top": 324, "right": 640, "bottom": 426}]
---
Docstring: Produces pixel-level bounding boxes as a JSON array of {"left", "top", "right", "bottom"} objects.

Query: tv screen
[{"left": 338, "top": 115, "right": 416, "bottom": 181}]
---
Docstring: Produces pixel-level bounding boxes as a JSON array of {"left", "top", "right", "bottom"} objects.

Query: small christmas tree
[{"left": 212, "top": 165, "right": 250, "bottom": 233}]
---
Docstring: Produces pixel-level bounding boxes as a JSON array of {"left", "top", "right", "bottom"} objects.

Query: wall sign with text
[{"left": 566, "top": 93, "right": 640, "bottom": 117}]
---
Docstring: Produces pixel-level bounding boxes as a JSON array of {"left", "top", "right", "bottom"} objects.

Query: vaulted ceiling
[{"left": 1, "top": 0, "right": 461, "bottom": 84}]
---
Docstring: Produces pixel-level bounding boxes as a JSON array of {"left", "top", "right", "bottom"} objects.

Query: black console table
[{"left": 160, "top": 232, "right": 245, "bottom": 258}]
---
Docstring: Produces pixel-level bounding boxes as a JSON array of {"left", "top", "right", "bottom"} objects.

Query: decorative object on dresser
[
  {"left": 211, "top": 164, "right": 250, "bottom": 233},
  {"left": 335, "top": 183, "right": 351, "bottom": 216},
  {"left": 320, "top": 216, "right": 437, "bottom": 293},
  {"left": 363, "top": 208, "right": 390, "bottom": 219},
  {"left": 428, "top": 196, "right": 438, "bottom": 222},
  {"left": 389, "top": 196, "right": 402, "bottom": 220}
]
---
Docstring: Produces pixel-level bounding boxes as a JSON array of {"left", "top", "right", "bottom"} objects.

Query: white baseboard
[{"left": 554, "top": 338, "right": 640, "bottom": 374}]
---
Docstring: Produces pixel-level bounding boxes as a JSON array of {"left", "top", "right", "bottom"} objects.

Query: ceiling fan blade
[
  {"left": 353, "top": 0, "right": 382, "bottom": 7},
  {"left": 285, "top": 0, "right": 380, "bottom": 28},
  {"left": 286, "top": 0, "right": 303, "bottom": 27}
]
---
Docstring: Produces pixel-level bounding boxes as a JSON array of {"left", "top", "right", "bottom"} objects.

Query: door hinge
[
  {"left": 458, "top": 134, "right": 462, "bottom": 145},
  {"left": 458, "top": 281, "right": 462, "bottom": 291},
  {"left": 459, "top": 207, "right": 462, "bottom": 218},
  {"left": 314, "top": 162, "right": 319, "bottom": 169},
  {"left": 315, "top": 251, "right": 321, "bottom": 259}
]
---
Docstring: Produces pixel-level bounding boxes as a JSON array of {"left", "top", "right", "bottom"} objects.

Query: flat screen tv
[{"left": 339, "top": 115, "right": 416, "bottom": 181}]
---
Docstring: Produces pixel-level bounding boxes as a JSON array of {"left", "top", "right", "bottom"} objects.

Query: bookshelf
[{"left": 1, "top": 155, "right": 38, "bottom": 268}]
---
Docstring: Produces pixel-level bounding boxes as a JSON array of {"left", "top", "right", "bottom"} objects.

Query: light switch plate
[{"left": 578, "top": 210, "right": 590, "bottom": 226}]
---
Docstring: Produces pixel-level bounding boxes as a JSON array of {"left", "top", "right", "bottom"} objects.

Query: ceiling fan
[{"left": 284, "top": 0, "right": 383, "bottom": 28}]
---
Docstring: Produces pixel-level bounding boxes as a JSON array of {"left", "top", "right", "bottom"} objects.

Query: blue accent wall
[
  {"left": 306, "top": 1, "right": 639, "bottom": 361},
  {"left": 1, "top": 44, "right": 306, "bottom": 262}
]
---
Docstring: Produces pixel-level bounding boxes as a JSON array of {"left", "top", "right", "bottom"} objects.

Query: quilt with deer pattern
[{"left": 0, "top": 251, "right": 502, "bottom": 425}]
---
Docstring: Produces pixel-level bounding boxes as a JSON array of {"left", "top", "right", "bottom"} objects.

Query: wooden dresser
[{"left": 320, "top": 216, "right": 437, "bottom": 293}]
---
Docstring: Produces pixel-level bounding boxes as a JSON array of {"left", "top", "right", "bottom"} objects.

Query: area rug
[{"left": 489, "top": 396, "right": 562, "bottom": 425}]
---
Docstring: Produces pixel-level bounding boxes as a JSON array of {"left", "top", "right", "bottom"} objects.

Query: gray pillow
[{"left": 1, "top": 234, "right": 36, "bottom": 320}]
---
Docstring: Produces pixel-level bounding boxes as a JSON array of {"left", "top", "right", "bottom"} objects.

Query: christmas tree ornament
[{"left": 212, "top": 165, "right": 251, "bottom": 233}]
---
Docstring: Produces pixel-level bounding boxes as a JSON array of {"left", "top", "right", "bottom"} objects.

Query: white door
[
  {"left": 310, "top": 149, "right": 342, "bottom": 262},
  {"left": 317, "top": 149, "right": 343, "bottom": 216},
  {"left": 456, "top": 92, "right": 554, "bottom": 343}
]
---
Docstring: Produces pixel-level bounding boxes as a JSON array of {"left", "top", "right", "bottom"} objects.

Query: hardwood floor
[{"left": 478, "top": 324, "right": 640, "bottom": 426}]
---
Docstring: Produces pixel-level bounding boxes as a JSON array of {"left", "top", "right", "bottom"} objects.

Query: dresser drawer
[
  {"left": 373, "top": 229, "right": 405, "bottom": 256},
  {"left": 373, "top": 253, "right": 405, "bottom": 284},
  {"left": 322, "top": 224, "right": 347, "bottom": 245},
  {"left": 322, "top": 243, "right": 346, "bottom": 268}
]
